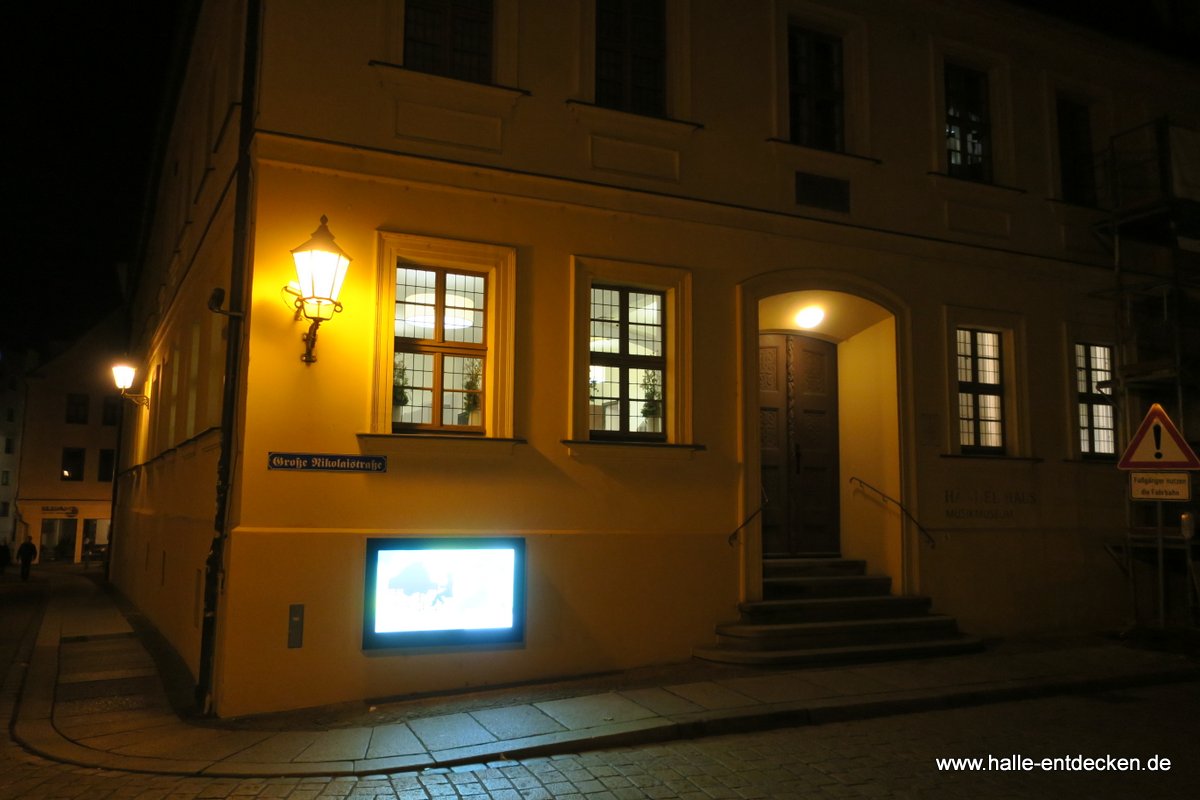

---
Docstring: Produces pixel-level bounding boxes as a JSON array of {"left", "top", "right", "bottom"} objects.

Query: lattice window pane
[
  {"left": 444, "top": 272, "right": 486, "bottom": 344},
  {"left": 393, "top": 352, "right": 434, "bottom": 426},
  {"left": 590, "top": 288, "right": 621, "bottom": 353},
  {"left": 442, "top": 356, "right": 484, "bottom": 427},
  {"left": 395, "top": 268, "right": 438, "bottom": 338}
]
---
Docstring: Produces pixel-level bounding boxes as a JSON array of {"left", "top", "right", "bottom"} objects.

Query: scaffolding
[{"left": 1096, "top": 118, "right": 1200, "bottom": 627}]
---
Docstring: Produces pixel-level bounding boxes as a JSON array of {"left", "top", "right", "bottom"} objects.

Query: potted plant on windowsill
[
  {"left": 458, "top": 359, "right": 483, "bottom": 427},
  {"left": 394, "top": 360, "right": 409, "bottom": 403},
  {"left": 640, "top": 371, "right": 662, "bottom": 433}
]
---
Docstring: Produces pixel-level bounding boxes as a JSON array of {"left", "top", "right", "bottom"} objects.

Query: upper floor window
[
  {"left": 589, "top": 285, "right": 666, "bottom": 441},
  {"left": 1075, "top": 343, "right": 1115, "bottom": 457},
  {"left": 595, "top": 0, "right": 666, "bottom": 116},
  {"left": 66, "top": 393, "right": 89, "bottom": 424},
  {"left": 0, "top": 501, "right": 8, "bottom": 517},
  {"left": 788, "top": 26, "right": 843, "bottom": 152},
  {"left": 61, "top": 447, "right": 85, "bottom": 481},
  {"left": 1, "top": 469, "right": 8, "bottom": 485},
  {"left": 956, "top": 328, "right": 1004, "bottom": 453},
  {"left": 1057, "top": 95, "right": 1097, "bottom": 207},
  {"left": 102, "top": 395, "right": 122, "bottom": 426},
  {"left": 98, "top": 449, "right": 116, "bottom": 482},
  {"left": 945, "top": 63, "right": 991, "bottom": 182},
  {"left": 404, "top": 0, "right": 493, "bottom": 84}
]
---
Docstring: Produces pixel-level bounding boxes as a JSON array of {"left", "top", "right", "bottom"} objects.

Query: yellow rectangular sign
[{"left": 1130, "top": 472, "right": 1192, "bottom": 502}]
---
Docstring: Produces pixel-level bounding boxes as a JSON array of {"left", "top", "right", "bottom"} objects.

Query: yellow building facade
[{"left": 111, "top": 0, "right": 1200, "bottom": 717}]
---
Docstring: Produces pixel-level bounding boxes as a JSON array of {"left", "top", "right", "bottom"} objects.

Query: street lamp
[
  {"left": 111, "top": 364, "right": 149, "bottom": 406},
  {"left": 285, "top": 215, "right": 351, "bottom": 364}
]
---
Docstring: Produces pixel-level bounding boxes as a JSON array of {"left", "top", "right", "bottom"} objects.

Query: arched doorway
[{"left": 739, "top": 278, "right": 909, "bottom": 601}]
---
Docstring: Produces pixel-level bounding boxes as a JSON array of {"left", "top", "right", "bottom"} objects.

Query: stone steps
[{"left": 695, "top": 557, "right": 983, "bottom": 667}]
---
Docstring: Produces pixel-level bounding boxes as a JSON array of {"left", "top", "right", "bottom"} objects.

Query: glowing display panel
[{"left": 363, "top": 537, "right": 525, "bottom": 649}]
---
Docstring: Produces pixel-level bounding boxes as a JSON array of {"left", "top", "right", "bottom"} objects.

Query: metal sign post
[{"left": 1117, "top": 404, "right": 1200, "bottom": 629}]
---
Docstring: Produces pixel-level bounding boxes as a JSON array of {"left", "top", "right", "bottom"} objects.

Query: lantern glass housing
[
  {"left": 112, "top": 364, "right": 136, "bottom": 391},
  {"left": 291, "top": 215, "right": 350, "bottom": 321}
]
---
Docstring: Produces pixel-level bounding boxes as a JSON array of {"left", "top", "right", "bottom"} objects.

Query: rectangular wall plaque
[{"left": 267, "top": 452, "right": 387, "bottom": 473}]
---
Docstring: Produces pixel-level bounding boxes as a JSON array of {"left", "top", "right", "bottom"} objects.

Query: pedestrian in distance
[{"left": 17, "top": 536, "right": 37, "bottom": 581}]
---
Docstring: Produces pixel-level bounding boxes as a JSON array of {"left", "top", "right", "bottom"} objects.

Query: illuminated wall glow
[{"left": 795, "top": 305, "right": 825, "bottom": 328}]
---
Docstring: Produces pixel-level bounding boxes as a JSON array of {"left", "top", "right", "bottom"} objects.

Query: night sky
[
  {"left": 5, "top": 3, "right": 182, "bottom": 354},
  {"left": 3, "top": 2, "right": 1194, "bottom": 358}
]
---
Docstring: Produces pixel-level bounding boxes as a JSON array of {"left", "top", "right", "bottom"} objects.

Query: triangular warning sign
[{"left": 1117, "top": 404, "right": 1200, "bottom": 470}]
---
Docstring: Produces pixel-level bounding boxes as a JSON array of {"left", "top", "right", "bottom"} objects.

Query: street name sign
[{"left": 267, "top": 452, "right": 387, "bottom": 472}]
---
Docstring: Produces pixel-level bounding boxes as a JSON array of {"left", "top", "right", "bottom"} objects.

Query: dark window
[
  {"left": 404, "top": 0, "right": 493, "bottom": 84},
  {"left": 98, "top": 449, "right": 116, "bottom": 481},
  {"left": 3, "top": 437, "right": 11, "bottom": 454},
  {"left": 102, "top": 395, "right": 122, "bottom": 426},
  {"left": 945, "top": 63, "right": 991, "bottom": 182},
  {"left": 66, "top": 393, "right": 89, "bottom": 424},
  {"left": 956, "top": 328, "right": 1004, "bottom": 453},
  {"left": 589, "top": 285, "right": 666, "bottom": 441},
  {"left": 392, "top": 266, "right": 487, "bottom": 432},
  {"left": 1, "top": 469, "right": 8, "bottom": 485},
  {"left": 595, "top": 0, "right": 666, "bottom": 116},
  {"left": 788, "top": 26, "right": 843, "bottom": 151},
  {"left": 1075, "top": 343, "right": 1115, "bottom": 456},
  {"left": 0, "top": 501, "right": 8, "bottom": 517},
  {"left": 1057, "top": 96, "right": 1097, "bottom": 206},
  {"left": 61, "top": 448, "right": 86, "bottom": 481}
]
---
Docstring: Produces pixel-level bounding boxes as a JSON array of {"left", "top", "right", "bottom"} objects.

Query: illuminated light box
[{"left": 363, "top": 537, "right": 526, "bottom": 649}]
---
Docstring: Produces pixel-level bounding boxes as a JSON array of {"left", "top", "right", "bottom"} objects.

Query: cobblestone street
[
  {"left": 3, "top": 683, "right": 1199, "bottom": 798},
  {"left": 6, "top": 575, "right": 1200, "bottom": 798}
]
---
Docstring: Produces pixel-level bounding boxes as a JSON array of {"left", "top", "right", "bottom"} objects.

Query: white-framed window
[
  {"left": 956, "top": 327, "right": 1004, "bottom": 453},
  {"left": 390, "top": 0, "right": 519, "bottom": 88},
  {"left": 589, "top": 285, "right": 667, "bottom": 440},
  {"left": 930, "top": 43, "right": 1012, "bottom": 185},
  {"left": 787, "top": 24, "right": 844, "bottom": 152},
  {"left": 770, "top": 3, "right": 868, "bottom": 155},
  {"left": 403, "top": 0, "right": 494, "bottom": 84},
  {"left": 944, "top": 61, "right": 992, "bottom": 183},
  {"left": 375, "top": 233, "right": 516, "bottom": 437},
  {"left": 1074, "top": 342, "right": 1115, "bottom": 457},
  {"left": 570, "top": 256, "right": 690, "bottom": 444},
  {"left": 574, "top": 0, "right": 692, "bottom": 120},
  {"left": 944, "top": 307, "right": 1025, "bottom": 456}
]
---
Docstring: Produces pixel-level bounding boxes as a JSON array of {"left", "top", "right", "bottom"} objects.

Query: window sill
[
  {"left": 1046, "top": 197, "right": 1106, "bottom": 212},
  {"left": 940, "top": 453, "right": 1044, "bottom": 463},
  {"left": 927, "top": 172, "right": 1026, "bottom": 195},
  {"left": 368, "top": 60, "right": 529, "bottom": 100},
  {"left": 562, "top": 439, "right": 706, "bottom": 460},
  {"left": 357, "top": 433, "right": 526, "bottom": 457},
  {"left": 766, "top": 139, "right": 882, "bottom": 165},
  {"left": 566, "top": 100, "right": 704, "bottom": 135}
]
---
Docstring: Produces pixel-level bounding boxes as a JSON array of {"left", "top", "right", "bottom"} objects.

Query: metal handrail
[{"left": 848, "top": 476, "right": 936, "bottom": 549}]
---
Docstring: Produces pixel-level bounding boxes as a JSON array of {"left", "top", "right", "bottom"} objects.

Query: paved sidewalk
[{"left": 7, "top": 568, "right": 1199, "bottom": 779}]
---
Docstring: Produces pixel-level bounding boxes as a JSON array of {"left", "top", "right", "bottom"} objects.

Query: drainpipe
[{"left": 195, "top": 0, "right": 262, "bottom": 716}]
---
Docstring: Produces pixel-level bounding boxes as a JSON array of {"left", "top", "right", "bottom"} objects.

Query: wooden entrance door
[{"left": 759, "top": 334, "right": 840, "bottom": 556}]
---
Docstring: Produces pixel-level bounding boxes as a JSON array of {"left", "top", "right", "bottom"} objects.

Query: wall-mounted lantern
[
  {"left": 284, "top": 215, "right": 351, "bottom": 364},
  {"left": 112, "top": 364, "right": 149, "bottom": 407}
]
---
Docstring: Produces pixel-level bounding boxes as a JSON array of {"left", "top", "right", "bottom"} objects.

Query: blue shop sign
[{"left": 268, "top": 452, "right": 387, "bottom": 473}]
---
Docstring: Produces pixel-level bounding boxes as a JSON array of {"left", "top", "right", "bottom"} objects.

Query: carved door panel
[{"left": 759, "top": 334, "right": 840, "bottom": 556}]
